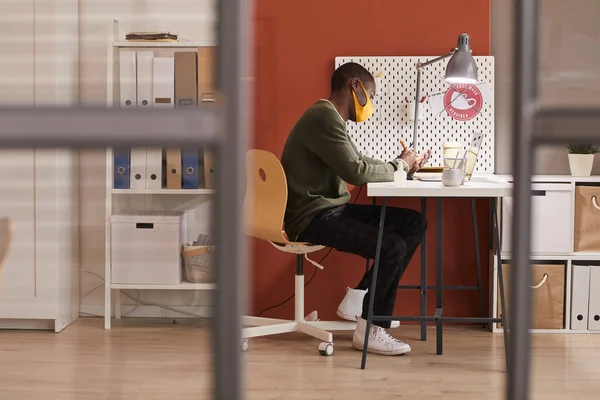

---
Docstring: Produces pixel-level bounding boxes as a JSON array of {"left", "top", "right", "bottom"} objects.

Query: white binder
[
  {"left": 588, "top": 267, "right": 600, "bottom": 331},
  {"left": 130, "top": 147, "right": 147, "bottom": 189},
  {"left": 136, "top": 51, "right": 154, "bottom": 109},
  {"left": 152, "top": 57, "right": 175, "bottom": 108},
  {"left": 571, "top": 265, "right": 591, "bottom": 330},
  {"left": 119, "top": 50, "right": 137, "bottom": 109},
  {"left": 145, "top": 148, "right": 163, "bottom": 189}
]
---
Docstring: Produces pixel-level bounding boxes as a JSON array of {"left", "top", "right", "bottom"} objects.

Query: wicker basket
[{"left": 182, "top": 245, "right": 215, "bottom": 283}]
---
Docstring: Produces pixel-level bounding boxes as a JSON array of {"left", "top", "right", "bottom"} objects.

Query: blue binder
[
  {"left": 113, "top": 148, "right": 131, "bottom": 189},
  {"left": 181, "top": 148, "right": 199, "bottom": 189}
]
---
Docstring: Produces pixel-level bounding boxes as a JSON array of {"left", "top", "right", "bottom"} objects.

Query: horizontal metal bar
[
  {"left": 534, "top": 108, "right": 600, "bottom": 144},
  {"left": 372, "top": 315, "right": 437, "bottom": 322},
  {"left": 438, "top": 317, "right": 502, "bottom": 323},
  {"left": 441, "top": 285, "right": 479, "bottom": 291},
  {"left": 397, "top": 285, "right": 421, "bottom": 290},
  {"left": 372, "top": 315, "right": 501, "bottom": 323},
  {"left": 0, "top": 106, "right": 223, "bottom": 147},
  {"left": 397, "top": 285, "right": 479, "bottom": 291}
]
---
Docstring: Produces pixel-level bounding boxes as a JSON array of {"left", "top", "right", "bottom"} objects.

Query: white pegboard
[{"left": 335, "top": 56, "right": 495, "bottom": 173}]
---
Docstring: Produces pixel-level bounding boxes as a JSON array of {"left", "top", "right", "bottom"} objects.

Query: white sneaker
[
  {"left": 352, "top": 317, "right": 411, "bottom": 356},
  {"left": 337, "top": 287, "right": 400, "bottom": 328}
]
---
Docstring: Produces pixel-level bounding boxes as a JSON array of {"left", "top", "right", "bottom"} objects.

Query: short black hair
[{"left": 330, "top": 62, "right": 374, "bottom": 93}]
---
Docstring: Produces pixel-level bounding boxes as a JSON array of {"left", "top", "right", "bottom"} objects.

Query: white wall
[
  {"left": 77, "top": 0, "right": 217, "bottom": 317},
  {"left": 0, "top": 1, "right": 34, "bottom": 106},
  {"left": 492, "top": 0, "right": 600, "bottom": 174}
]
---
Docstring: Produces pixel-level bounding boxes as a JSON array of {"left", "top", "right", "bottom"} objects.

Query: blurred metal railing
[
  {"left": 0, "top": 1, "right": 251, "bottom": 399},
  {"left": 511, "top": 0, "right": 599, "bottom": 399}
]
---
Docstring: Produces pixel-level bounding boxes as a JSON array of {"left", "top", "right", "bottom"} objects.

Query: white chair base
[{"left": 242, "top": 267, "right": 356, "bottom": 356}]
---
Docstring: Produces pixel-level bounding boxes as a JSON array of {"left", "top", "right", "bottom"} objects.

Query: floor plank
[{"left": 0, "top": 318, "right": 598, "bottom": 399}]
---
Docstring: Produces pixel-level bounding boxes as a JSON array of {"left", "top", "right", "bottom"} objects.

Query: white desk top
[
  {"left": 496, "top": 174, "right": 600, "bottom": 184},
  {"left": 367, "top": 174, "right": 513, "bottom": 198}
]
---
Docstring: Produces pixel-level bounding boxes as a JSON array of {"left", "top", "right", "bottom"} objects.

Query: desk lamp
[{"left": 412, "top": 33, "right": 478, "bottom": 152}]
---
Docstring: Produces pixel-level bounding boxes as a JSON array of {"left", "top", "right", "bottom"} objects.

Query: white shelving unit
[
  {"left": 104, "top": 40, "right": 217, "bottom": 329},
  {"left": 112, "top": 188, "right": 215, "bottom": 195},
  {"left": 491, "top": 174, "right": 600, "bottom": 334},
  {"left": 112, "top": 282, "right": 216, "bottom": 291}
]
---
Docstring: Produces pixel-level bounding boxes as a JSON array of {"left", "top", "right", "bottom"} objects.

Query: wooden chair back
[{"left": 243, "top": 150, "right": 291, "bottom": 244}]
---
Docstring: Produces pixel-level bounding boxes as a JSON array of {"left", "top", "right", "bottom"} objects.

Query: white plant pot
[{"left": 568, "top": 154, "right": 595, "bottom": 177}]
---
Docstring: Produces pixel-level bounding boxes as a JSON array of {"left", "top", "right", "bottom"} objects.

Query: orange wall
[{"left": 252, "top": 0, "right": 492, "bottom": 323}]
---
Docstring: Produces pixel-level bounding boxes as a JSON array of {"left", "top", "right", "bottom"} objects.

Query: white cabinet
[
  {"left": 502, "top": 183, "right": 573, "bottom": 254},
  {"left": 0, "top": 149, "right": 79, "bottom": 332},
  {"left": 495, "top": 175, "right": 600, "bottom": 334}
]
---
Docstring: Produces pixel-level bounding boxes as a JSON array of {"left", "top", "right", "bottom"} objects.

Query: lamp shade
[{"left": 445, "top": 33, "right": 478, "bottom": 84}]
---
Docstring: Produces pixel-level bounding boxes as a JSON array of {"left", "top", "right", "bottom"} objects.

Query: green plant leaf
[{"left": 567, "top": 143, "right": 600, "bottom": 154}]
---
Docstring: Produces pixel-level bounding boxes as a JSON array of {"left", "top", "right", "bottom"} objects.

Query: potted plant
[{"left": 567, "top": 143, "right": 600, "bottom": 177}]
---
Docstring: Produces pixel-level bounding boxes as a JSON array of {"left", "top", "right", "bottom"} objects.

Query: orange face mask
[{"left": 351, "top": 81, "right": 374, "bottom": 122}]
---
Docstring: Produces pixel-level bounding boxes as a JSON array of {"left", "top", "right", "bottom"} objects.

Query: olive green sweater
[{"left": 281, "top": 100, "right": 397, "bottom": 240}]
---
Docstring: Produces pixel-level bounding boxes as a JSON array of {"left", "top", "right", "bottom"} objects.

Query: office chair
[{"left": 241, "top": 149, "right": 355, "bottom": 356}]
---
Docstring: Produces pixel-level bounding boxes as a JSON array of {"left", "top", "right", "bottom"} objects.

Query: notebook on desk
[{"left": 417, "top": 132, "right": 485, "bottom": 182}]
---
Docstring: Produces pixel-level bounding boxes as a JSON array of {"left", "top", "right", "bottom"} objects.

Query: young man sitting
[{"left": 280, "top": 62, "right": 430, "bottom": 355}]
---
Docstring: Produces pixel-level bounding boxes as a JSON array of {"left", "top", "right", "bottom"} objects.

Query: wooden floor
[{"left": 0, "top": 318, "right": 599, "bottom": 399}]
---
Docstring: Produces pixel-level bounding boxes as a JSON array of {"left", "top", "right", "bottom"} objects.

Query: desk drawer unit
[
  {"left": 498, "top": 263, "right": 566, "bottom": 329},
  {"left": 502, "top": 183, "right": 572, "bottom": 254},
  {"left": 111, "top": 212, "right": 185, "bottom": 285}
]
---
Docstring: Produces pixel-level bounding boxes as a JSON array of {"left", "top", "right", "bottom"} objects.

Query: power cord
[
  {"left": 256, "top": 247, "right": 333, "bottom": 317},
  {"left": 256, "top": 184, "right": 364, "bottom": 317}
]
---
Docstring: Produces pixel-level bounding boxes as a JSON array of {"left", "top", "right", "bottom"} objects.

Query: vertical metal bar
[
  {"left": 471, "top": 199, "right": 485, "bottom": 328},
  {"left": 214, "top": 0, "right": 253, "bottom": 399},
  {"left": 436, "top": 198, "right": 443, "bottom": 355},
  {"left": 296, "top": 254, "right": 303, "bottom": 275},
  {"left": 489, "top": 200, "right": 492, "bottom": 249},
  {"left": 420, "top": 197, "right": 427, "bottom": 341},
  {"left": 412, "top": 69, "right": 422, "bottom": 152},
  {"left": 361, "top": 197, "right": 388, "bottom": 370},
  {"left": 509, "top": 0, "right": 538, "bottom": 398},
  {"left": 493, "top": 199, "right": 510, "bottom": 371},
  {"left": 366, "top": 196, "right": 377, "bottom": 274}
]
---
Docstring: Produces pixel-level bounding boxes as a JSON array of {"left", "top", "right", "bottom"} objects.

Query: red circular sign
[{"left": 443, "top": 84, "right": 483, "bottom": 121}]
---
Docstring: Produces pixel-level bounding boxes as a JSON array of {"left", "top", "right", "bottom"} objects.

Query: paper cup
[{"left": 442, "top": 142, "right": 463, "bottom": 158}]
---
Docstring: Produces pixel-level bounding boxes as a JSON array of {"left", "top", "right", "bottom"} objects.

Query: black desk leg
[
  {"left": 436, "top": 198, "right": 443, "bottom": 355},
  {"left": 365, "top": 196, "right": 376, "bottom": 274},
  {"left": 420, "top": 197, "right": 427, "bottom": 341},
  {"left": 492, "top": 198, "right": 510, "bottom": 371},
  {"left": 361, "top": 197, "right": 388, "bottom": 370},
  {"left": 471, "top": 199, "right": 486, "bottom": 328}
]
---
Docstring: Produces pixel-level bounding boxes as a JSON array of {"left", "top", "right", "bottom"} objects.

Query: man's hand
[
  {"left": 413, "top": 149, "right": 432, "bottom": 172},
  {"left": 399, "top": 146, "right": 418, "bottom": 172},
  {"left": 399, "top": 141, "right": 431, "bottom": 174}
]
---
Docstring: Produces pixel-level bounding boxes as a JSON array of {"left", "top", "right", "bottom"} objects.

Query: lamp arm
[
  {"left": 418, "top": 49, "right": 456, "bottom": 70},
  {"left": 412, "top": 49, "right": 457, "bottom": 154}
]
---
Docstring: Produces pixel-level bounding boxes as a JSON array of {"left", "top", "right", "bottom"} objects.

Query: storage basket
[
  {"left": 182, "top": 245, "right": 215, "bottom": 283},
  {"left": 497, "top": 263, "right": 565, "bottom": 329},
  {"left": 574, "top": 186, "right": 600, "bottom": 252}
]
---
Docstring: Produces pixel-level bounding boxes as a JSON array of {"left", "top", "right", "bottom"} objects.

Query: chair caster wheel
[
  {"left": 318, "top": 342, "right": 334, "bottom": 356},
  {"left": 241, "top": 339, "right": 249, "bottom": 352}
]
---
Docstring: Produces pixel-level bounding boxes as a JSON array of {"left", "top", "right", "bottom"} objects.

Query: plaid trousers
[{"left": 298, "top": 203, "right": 427, "bottom": 328}]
